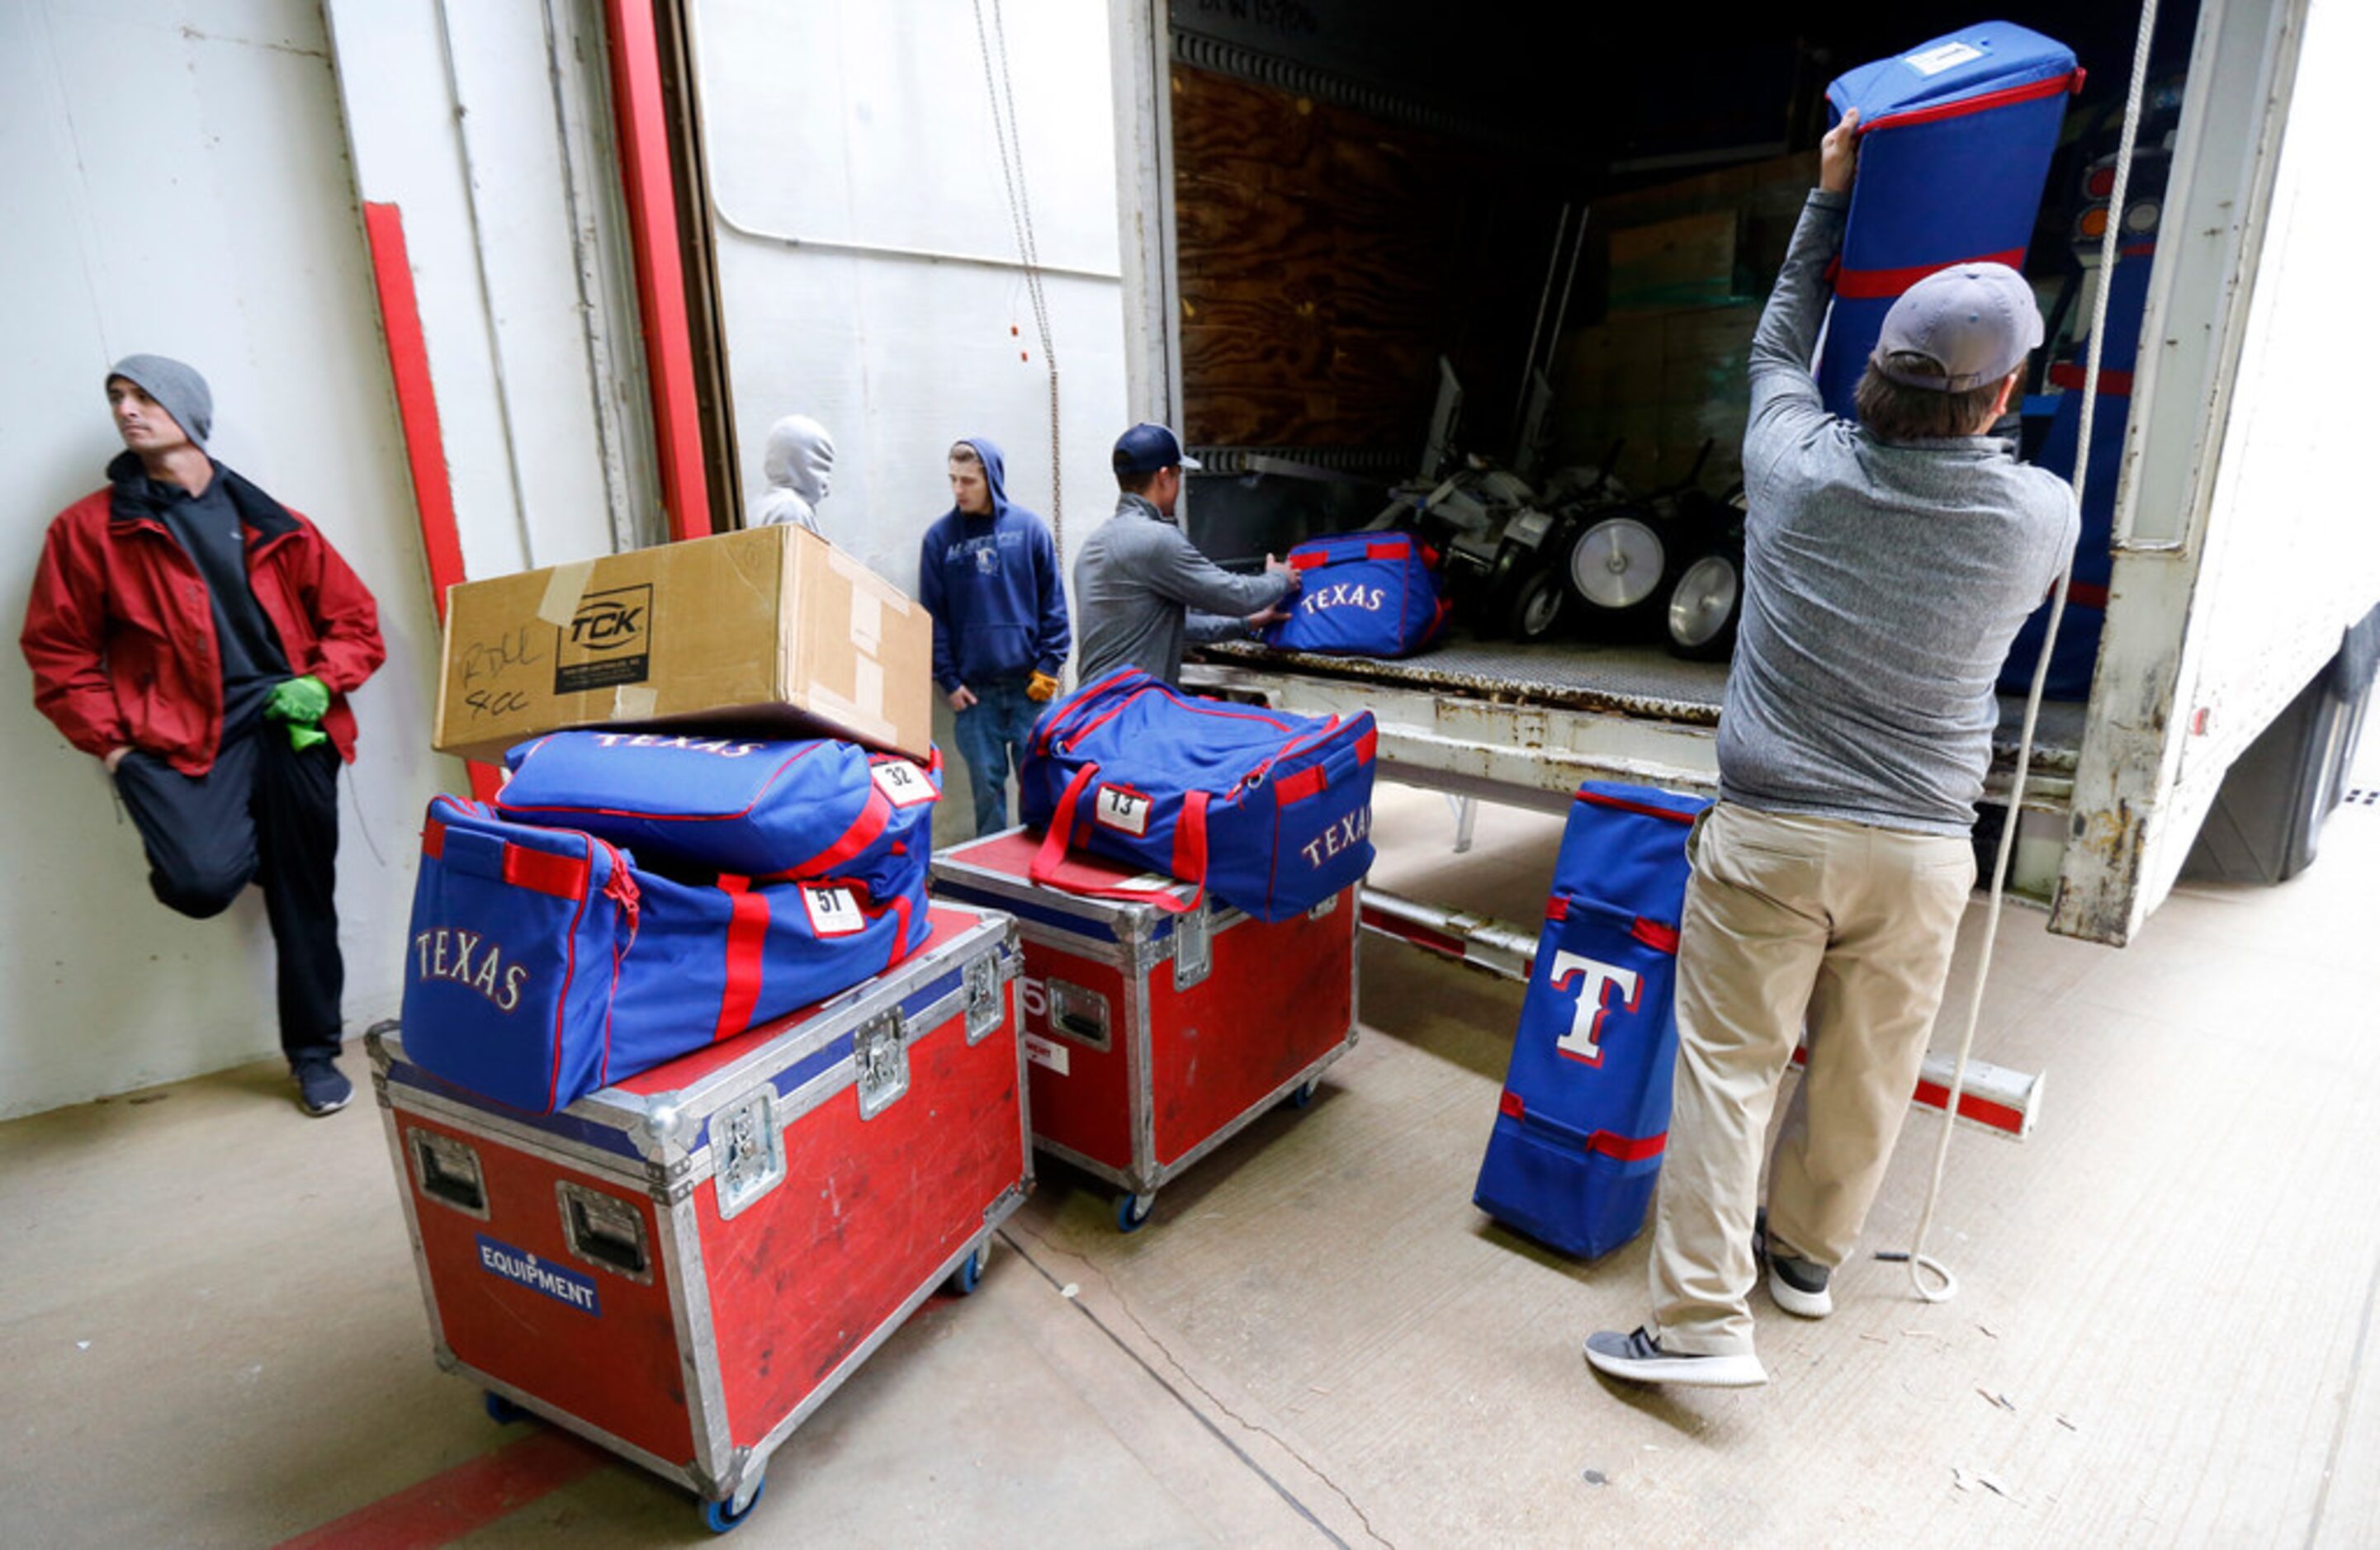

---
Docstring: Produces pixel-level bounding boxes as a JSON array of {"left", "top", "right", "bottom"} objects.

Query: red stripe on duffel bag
[
  {"left": 1631, "top": 919, "right": 1681, "bottom": 955},
  {"left": 712, "top": 875, "right": 769, "bottom": 1042},
  {"left": 1833, "top": 247, "right": 2027, "bottom": 300},
  {"left": 1274, "top": 764, "right": 1326, "bottom": 805},
  {"left": 1030, "top": 763, "right": 1203, "bottom": 914},
  {"left": 1171, "top": 791, "right": 1209, "bottom": 896},
  {"left": 1573, "top": 789, "right": 1696, "bottom": 824},
  {"left": 2065, "top": 581, "right": 2109, "bottom": 610},
  {"left": 1290, "top": 551, "right": 1329, "bottom": 570},
  {"left": 1587, "top": 1129, "right": 1667, "bottom": 1162},
  {"left": 423, "top": 816, "right": 447, "bottom": 858},
  {"left": 502, "top": 844, "right": 590, "bottom": 900},
  {"left": 1858, "top": 69, "right": 2083, "bottom": 135},
  {"left": 1365, "top": 538, "right": 1412, "bottom": 560},
  {"left": 2048, "top": 362, "right": 2134, "bottom": 396},
  {"left": 1356, "top": 726, "right": 1377, "bottom": 764}
]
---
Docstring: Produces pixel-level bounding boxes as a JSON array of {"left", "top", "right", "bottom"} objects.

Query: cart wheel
[
  {"left": 1115, "top": 1193, "right": 1155, "bottom": 1234},
  {"left": 1284, "top": 1078, "right": 1321, "bottom": 1111},
  {"left": 703, "top": 1480, "right": 765, "bottom": 1534},
  {"left": 944, "top": 1247, "right": 984, "bottom": 1297},
  {"left": 483, "top": 1391, "right": 529, "bottom": 1426}
]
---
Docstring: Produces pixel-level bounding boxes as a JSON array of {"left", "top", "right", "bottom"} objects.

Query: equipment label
[
  {"left": 1095, "top": 785, "right": 1151, "bottom": 836},
  {"left": 1904, "top": 40, "right": 1984, "bottom": 76},
  {"left": 1023, "top": 1033, "right": 1070, "bottom": 1075},
  {"left": 476, "top": 1235, "right": 600, "bottom": 1315},
  {"left": 802, "top": 886, "right": 866, "bottom": 937},
  {"left": 871, "top": 759, "right": 936, "bottom": 807}
]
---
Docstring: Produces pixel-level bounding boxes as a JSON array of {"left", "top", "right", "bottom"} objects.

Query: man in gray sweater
[
  {"left": 1587, "top": 110, "right": 2078, "bottom": 1388},
  {"left": 1072, "top": 423, "right": 1295, "bottom": 687}
]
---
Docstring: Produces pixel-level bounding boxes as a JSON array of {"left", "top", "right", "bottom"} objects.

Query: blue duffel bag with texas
[
  {"left": 1474, "top": 781, "right": 1709, "bottom": 1258},
  {"left": 1019, "top": 667, "right": 1378, "bottom": 922},
  {"left": 1260, "top": 531, "right": 1451, "bottom": 659},
  {"left": 1815, "top": 22, "right": 2079, "bottom": 417},
  {"left": 494, "top": 729, "right": 940, "bottom": 906},
  {"left": 401, "top": 795, "right": 929, "bottom": 1114}
]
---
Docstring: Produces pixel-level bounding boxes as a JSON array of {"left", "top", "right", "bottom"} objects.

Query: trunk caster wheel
[
  {"left": 1115, "top": 1193, "right": 1155, "bottom": 1233},
  {"left": 1285, "top": 1078, "right": 1321, "bottom": 1111},
  {"left": 703, "top": 1479, "right": 764, "bottom": 1533},
  {"left": 944, "top": 1246, "right": 984, "bottom": 1296},
  {"left": 483, "top": 1392, "right": 529, "bottom": 1426}
]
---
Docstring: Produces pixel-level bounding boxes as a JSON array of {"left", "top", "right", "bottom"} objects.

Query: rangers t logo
[
  {"left": 1548, "top": 949, "right": 1641, "bottom": 1067},
  {"left": 1095, "top": 786, "right": 1151, "bottom": 836}
]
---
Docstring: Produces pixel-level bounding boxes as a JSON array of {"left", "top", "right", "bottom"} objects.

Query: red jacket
[{"left": 21, "top": 456, "right": 386, "bottom": 776}]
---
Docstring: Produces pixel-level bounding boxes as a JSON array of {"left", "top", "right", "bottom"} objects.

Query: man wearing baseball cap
[
  {"left": 1587, "top": 109, "right": 2078, "bottom": 1388},
  {"left": 1071, "top": 423, "right": 1296, "bottom": 687},
  {"left": 21, "top": 356, "right": 386, "bottom": 1118}
]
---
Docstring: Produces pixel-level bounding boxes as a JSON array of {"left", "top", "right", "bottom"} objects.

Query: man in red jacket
[{"left": 21, "top": 356, "right": 386, "bottom": 1116}]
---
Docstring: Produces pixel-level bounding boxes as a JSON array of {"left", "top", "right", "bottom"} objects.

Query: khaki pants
[{"left": 1649, "top": 801, "right": 1975, "bottom": 1356}]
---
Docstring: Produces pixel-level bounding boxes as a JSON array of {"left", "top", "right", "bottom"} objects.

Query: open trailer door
[{"left": 2052, "top": 0, "right": 2380, "bottom": 946}]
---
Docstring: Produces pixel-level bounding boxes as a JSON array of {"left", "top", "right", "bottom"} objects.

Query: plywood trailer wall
[{"left": 1171, "top": 66, "right": 1558, "bottom": 457}]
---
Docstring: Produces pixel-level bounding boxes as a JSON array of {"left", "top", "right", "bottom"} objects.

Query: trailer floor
[
  {"left": 5, "top": 763, "right": 2378, "bottom": 1544},
  {"left": 1201, "top": 635, "right": 2092, "bottom": 770}
]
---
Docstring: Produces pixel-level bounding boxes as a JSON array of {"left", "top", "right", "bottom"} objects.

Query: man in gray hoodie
[
  {"left": 751, "top": 414, "right": 835, "bottom": 533},
  {"left": 1072, "top": 423, "right": 1294, "bottom": 687},
  {"left": 1586, "top": 110, "right": 2077, "bottom": 1388}
]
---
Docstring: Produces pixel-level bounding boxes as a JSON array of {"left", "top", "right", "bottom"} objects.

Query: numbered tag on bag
[
  {"left": 870, "top": 759, "right": 935, "bottom": 808},
  {"left": 802, "top": 885, "right": 866, "bottom": 938},
  {"left": 1094, "top": 784, "right": 1151, "bottom": 837}
]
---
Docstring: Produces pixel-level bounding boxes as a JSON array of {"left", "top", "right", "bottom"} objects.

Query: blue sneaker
[{"left": 292, "top": 1057, "right": 353, "bottom": 1118}]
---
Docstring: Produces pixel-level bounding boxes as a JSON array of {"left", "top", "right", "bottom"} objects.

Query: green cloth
[
  {"left": 266, "top": 674, "right": 329, "bottom": 725},
  {"left": 266, "top": 674, "right": 330, "bottom": 752}
]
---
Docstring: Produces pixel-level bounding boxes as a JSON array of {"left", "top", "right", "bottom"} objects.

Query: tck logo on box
[
  {"left": 555, "top": 583, "right": 653, "bottom": 695},
  {"left": 476, "top": 1234, "right": 600, "bottom": 1316}
]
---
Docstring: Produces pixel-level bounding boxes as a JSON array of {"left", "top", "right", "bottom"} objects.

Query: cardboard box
[{"left": 433, "top": 525, "right": 933, "bottom": 763}]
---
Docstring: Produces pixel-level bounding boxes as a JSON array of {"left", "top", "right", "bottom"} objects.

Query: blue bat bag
[
  {"left": 494, "top": 730, "right": 939, "bottom": 906},
  {"left": 1020, "top": 669, "right": 1378, "bottom": 922},
  {"left": 1815, "top": 23, "right": 2079, "bottom": 417},
  {"left": 1474, "top": 782, "right": 1709, "bottom": 1258},
  {"left": 1261, "top": 532, "right": 1451, "bottom": 659},
  {"left": 403, "top": 796, "right": 929, "bottom": 1114}
]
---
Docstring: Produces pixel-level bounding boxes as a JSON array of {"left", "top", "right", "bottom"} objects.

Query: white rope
[
  {"left": 971, "top": 0, "right": 1064, "bottom": 571},
  {"left": 1902, "top": 0, "right": 2160, "bottom": 1302}
]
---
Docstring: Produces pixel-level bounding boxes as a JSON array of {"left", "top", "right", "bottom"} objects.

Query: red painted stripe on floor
[{"left": 272, "top": 1428, "right": 612, "bottom": 1550}]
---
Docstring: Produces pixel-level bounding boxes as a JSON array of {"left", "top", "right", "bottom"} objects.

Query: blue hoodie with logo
[{"left": 917, "top": 437, "right": 1072, "bottom": 692}]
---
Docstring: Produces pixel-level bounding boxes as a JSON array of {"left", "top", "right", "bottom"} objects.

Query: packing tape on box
[
  {"left": 536, "top": 560, "right": 599, "bottom": 628},
  {"left": 611, "top": 685, "right": 659, "bottom": 720},
  {"left": 827, "top": 547, "right": 912, "bottom": 617},
  {"left": 807, "top": 658, "right": 897, "bottom": 746},
  {"left": 849, "top": 588, "right": 882, "bottom": 654}
]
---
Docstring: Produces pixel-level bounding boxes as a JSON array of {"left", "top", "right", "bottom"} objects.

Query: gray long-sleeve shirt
[
  {"left": 1072, "top": 493, "right": 1290, "bottom": 686},
  {"left": 1720, "top": 190, "right": 2079, "bottom": 836}
]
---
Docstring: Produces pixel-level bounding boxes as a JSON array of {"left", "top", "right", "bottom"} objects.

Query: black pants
[{"left": 113, "top": 733, "right": 344, "bottom": 1064}]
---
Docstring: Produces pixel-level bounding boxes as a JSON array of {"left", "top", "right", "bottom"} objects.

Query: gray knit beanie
[{"left": 107, "top": 354, "right": 213, "bottom": 448}]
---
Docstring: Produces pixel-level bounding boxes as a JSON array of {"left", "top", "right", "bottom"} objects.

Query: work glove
[
  {"left": 266, "top": 674, "right": 330, "bottom": 725},
  {"left": 1025, "top": 670, "right": 1062, "bottom": 703},
  {"left": 266, "top": 674, "right": 332, "bottom": 754}
]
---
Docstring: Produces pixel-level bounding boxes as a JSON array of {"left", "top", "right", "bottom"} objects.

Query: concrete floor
[{"left": 6, "top": 765, "right": 2380, "bottom": 1546}]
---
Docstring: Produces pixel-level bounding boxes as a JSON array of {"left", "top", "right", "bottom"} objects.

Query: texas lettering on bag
[
  {"left": 1547, "top": 949, "right": 1641, "bottom": 1068},
  {"left": 585, "top": 733, "right": 762, "bottom": 758},
  {"left": 1297, "top": 806, "right": 1371, "bottom": 868},
  {"left": 413, "top": 927, "right": 531, "bottom": 1012},
  {"left": 1297, "top": 583, "right": 1386, "bottom": 617}
]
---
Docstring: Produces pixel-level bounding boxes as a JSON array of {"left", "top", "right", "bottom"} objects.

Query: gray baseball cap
[{"left": 1871, "top": 263, "right": 2044, "bottom": 393}]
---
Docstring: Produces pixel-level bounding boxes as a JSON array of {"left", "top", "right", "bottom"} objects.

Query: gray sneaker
[
  {"left": 1583, "top": 1327, "right": 1767, "bottom": 1388},
  {"left": 292, "top": 1058, "right": 353, "bottom": 1118},
  {"left": 1756, "top": 1210, "right": 1833, "bottom": 1319}
]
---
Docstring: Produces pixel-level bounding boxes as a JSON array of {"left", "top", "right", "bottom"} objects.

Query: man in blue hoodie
[{"left": 919, "top": 437, "right": 1072, "bottom": 835}]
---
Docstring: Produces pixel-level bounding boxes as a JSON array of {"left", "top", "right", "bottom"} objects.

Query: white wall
[
  {"left": 1, "top": 0, "right": 446, "bottom": 1117},
  {"left": 690, "top": 0, "right": 1130, "bottom": 837},
  {"left": 321, "top": 0, "right": 660, "bottom": 575}
]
